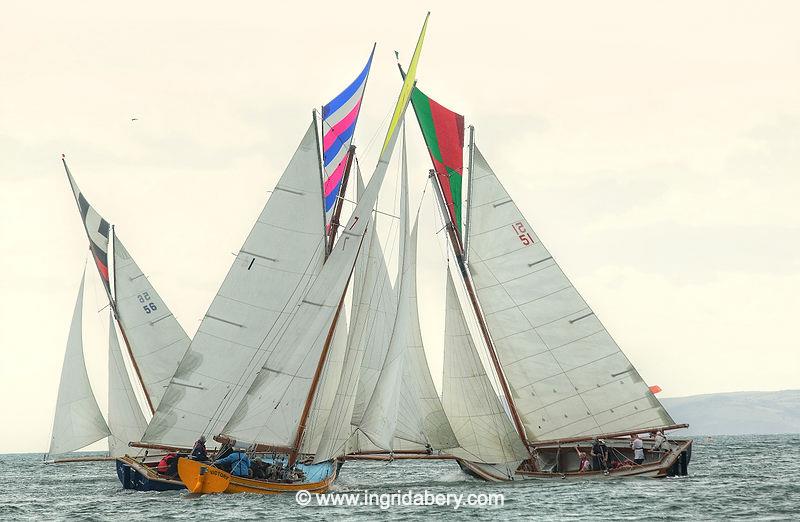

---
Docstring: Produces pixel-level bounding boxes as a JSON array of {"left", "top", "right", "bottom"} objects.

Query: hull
[
  {"left": 458, "top": 439, "right": 692, "bottom": 482},
  {"left": 116, "top": 456, "right": 185, "bottom": 491},
  {"left": 178, "top": 457, "right": 337, "bottom": 495}
]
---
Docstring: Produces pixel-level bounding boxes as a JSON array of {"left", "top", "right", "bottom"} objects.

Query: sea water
[{"left": 1, "top": 435, "right": 797, "bottom": 520}]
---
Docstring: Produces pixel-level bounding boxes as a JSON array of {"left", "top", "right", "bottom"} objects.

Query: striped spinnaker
[{"left": 321, "top": 47, "right": 375, "bottom": 229}]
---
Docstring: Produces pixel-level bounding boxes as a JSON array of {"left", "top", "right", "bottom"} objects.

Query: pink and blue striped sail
[{"left": 321, "top": 47, "right": 374, "bottom": 230}]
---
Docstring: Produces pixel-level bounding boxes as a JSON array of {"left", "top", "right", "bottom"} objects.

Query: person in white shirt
[
  {"left": 631, "top": 434, "right": 645, "bottom": 465},
  {"left": 653, "top": 430, "right": 670, "bottom": 452}
]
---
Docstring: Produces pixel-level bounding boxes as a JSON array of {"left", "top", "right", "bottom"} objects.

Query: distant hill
[{"left": 661, "top": 390, "right": 800, "bottom": 435}]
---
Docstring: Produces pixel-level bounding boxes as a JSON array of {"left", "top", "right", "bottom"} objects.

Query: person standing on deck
[
  {"left": 214, "top": 450, "right": 251, "bottom": 477},
  {"left": 631, "top": 434, "right": 645, "bottom": 465},
  {"left": 591, "top": 438, "right": 609, "bottom": 473}
]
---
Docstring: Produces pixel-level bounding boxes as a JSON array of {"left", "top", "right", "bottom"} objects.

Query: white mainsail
[
  {"left": 220, "top": 66, "right": 418, "bottom": 451},
  {"left": 48, "top": 271, "right": 111, "bottom": 456},
  {"left": 441, "top": 269, "right": 527, "bottom": 473},
  {"left": 113, "top": 235, "right": 191, "bottom": 410},
  {"left": 107, "top": 312, "right": 148, "bottom": 457},
  {"left": 465, "top": 145, "right": 673, "bottom": 440},
  {"left": 143, "top": 121, "right": 326, "bottom": 447}
]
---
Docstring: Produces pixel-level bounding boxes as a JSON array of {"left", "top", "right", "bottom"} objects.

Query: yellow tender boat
[{"left": 177, "top": 457, "right": 338, "bottom": 495}]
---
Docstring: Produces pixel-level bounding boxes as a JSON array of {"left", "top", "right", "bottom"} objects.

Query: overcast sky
[{"left": 1, "top": 1, "right": 798, "bottom": 453}]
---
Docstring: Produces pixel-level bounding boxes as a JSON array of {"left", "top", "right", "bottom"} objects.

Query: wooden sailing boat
[
  {"left": 137, "top": 16, "right": 433, "bottom": 495},
  {"left": 402, "top": 77, "right": 692, "bottom": 480},
  {"left": 56, "top": 159, "right": 193, "bottom": 490}
]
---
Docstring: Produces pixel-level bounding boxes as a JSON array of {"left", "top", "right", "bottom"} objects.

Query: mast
[
  {"left": 325, "top": 144, "right": 356, "bottom": 256},
  {"left": 111, "top": 225, "right": 155, "bottom": 415},
  {"left": 288, "top": 237, "right": 364, "bottom": 467},
  {"left": 429, "top": 169, "right": 530, "bottom": 451},
  {"left": 313, "top": 110, "right": 328, "bottom": 259},
  {"left": 464, "top": 125, "right": 475, "bottom": 263}
]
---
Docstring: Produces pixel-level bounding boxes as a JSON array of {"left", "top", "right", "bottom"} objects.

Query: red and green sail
[{"left": 409, "top": 87, "right": 465, "bottom": 236}]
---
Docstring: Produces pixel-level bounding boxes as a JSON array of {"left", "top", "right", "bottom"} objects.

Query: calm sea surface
[{"left": 1, "top": 435, "right": 797, "bottom": 521}]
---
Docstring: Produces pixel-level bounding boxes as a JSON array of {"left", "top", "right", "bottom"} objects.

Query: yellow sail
[{"left": 381, "top": 12, "right": 429, "bottom": 154}]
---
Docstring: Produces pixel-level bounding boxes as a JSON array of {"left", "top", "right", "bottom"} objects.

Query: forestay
[
  {"left": 113, "top": 236, "right": 191, "bottom": 410},
  {"left": 48, "top": 271, "right": 111, "bottom": 456},
  {"left": 143, "top": 122, "right": 326, "bottom": 447},
  {"left": 465, "top": 145, "right": 674, "bottom": 440},
  {"left": 107, "top": 313, "right": 148, "bottom": 457},
  {"left": 441, "top": 269, "right": 527, "bottom": 473}
]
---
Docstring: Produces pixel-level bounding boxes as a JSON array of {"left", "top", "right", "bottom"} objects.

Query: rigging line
[
  {"left": 359, "top": 105, "right": 394, "bottom": 159},
  {"left": 241, "top": 233, "right": 365, "bottom": 450},
  {"left": 201, "top": 237, "right": 327, "bottom": 437}
]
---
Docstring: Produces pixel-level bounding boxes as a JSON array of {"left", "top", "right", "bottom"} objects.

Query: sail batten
[
  {"left": 465, "top": 145, "right": 674, "bottom": 441},
  {"left": 142, "top": 121, "right": 327, "bottom": 447}
]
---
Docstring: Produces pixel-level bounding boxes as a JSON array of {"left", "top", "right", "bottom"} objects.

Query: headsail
[
  {"left": 321, "top": 47, "right": 374, "bottom": 233},
  {"left": 441, "top": 269, "right": 527, "bottom": 473},
  {"left": 395, "top": 220, "right": 458, "bottom": 449},
  {"left": 466, "top": 145, "right": 674, "bottom": 440},
  {"left": 107, "top": 312, "right": 148, "bottom": 457},
  {"left": 113, "top": 235, "right": 191, "bottom": 410},
  {"left": 48, "top": 270, "right": 110, "bottom": 456},
  {"left": 143, "top": 121, "right": 326, "bottom": 447}
]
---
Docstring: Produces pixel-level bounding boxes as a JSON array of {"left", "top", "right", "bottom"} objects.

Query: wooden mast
[
  {"left": 287, "top": 236, "right": 364, "bottom": 467},
  {"left": 111, "top": 225, "right": 156, "bottom": 415},
  {"left": 429, "top": 170, "right": 530, "bottom": 451},
  {"left": 463, "top": 125, "right": 475, "bottom": 263},
  {"left": 325, "top": 144, "right": 356, "bottom": 256}
]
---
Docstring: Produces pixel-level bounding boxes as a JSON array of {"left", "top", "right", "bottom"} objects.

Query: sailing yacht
[{"left": 402, "top": 78, "right": 692, "bottom": 480}]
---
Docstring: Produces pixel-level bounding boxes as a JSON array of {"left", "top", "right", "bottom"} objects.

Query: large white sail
[
  {"left": 314, "top": 170, "right": 393, "bottom": 461},
  {"left": 113, "top": 235, "right": 191, "bottom": 410},
  {"left": 349, "top": 226, "right": 396, "bottom": 426},
  {"left": 220, "top": 77, "right": 416, "bottom": 451},
  {"left": 143, "top": 121, "right": 326, "bottom": 447},
  {"left": 107, "top": 313, "right": 148, "bottom": 457},
  {"left": 395, "top": 220, "right": 458, "bottom": 449},
  {"left": 48, "top": 271, "right": 111, "bottom": 456},
  {"left": 358, "top": 132, "right": 413, "bottom": 449},
  {"left": 466, "top": 145, "right": 673, "bottom": 440},
  {"left": 441, "top": 269, "right": 527, "bottom": 473}
]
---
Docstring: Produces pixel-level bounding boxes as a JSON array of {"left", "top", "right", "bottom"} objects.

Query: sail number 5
[
  {"left": 138, "top": 292, "right": 158, "bottom": 314},
  {"left": 512, "top": 222, "right": 535, "bottom": 246}
]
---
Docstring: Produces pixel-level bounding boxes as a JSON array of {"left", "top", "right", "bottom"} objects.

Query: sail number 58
[
  {"left": 512, "top": 222, "right": 534, "bottom": 246},
  {"left": 138, "top": 292, "right": 158, "bottom": 314}
]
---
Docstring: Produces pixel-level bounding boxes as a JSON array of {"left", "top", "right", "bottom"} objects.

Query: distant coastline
[{"left": 662, "top": 389, "right": 800, "bottom": 435}]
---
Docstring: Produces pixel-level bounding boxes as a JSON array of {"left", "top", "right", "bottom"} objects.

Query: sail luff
[
  {"left": 110, "top": 226, "right": 155, "bottom": 414},
  {"left": 288, "top": 249, "right": 361, "bottom": 467}
]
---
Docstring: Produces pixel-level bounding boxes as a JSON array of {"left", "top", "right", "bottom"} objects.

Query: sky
[{"left": 1, "top": 1, "right": 798, "bottom": 453}]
